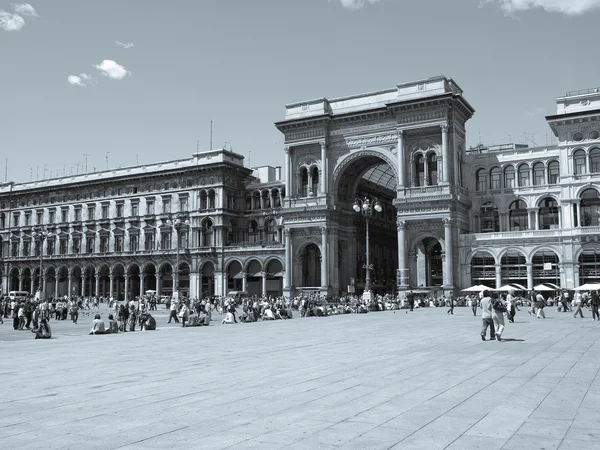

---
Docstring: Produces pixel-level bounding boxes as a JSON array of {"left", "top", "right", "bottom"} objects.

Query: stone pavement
[{"left": 1, "top": 306, "right": 600, "bottom": 450}]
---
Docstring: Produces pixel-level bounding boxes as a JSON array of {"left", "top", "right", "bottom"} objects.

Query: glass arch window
[
  {"left": 504, "top": 166, "right": 515, "bottom": 189},
  {"left": 490, "top": 167, "right": 501, "bottom": 189},
  {"left": 311, "top": 167, "right": 319, "bottom": 195},
  {"left": 533, "top": 162, "right": 545, "bottom": 185},
  {"left": 574, "top": 150, "right": 586, "bottom": 175},
  {"left": 476, "top": 169, "right": 488, "bottom": 191},
  {"left": 509, "top": 200, "right": 528, "bottom": 231},
  {"left": 548, "top": 160, "right": 559, "bottom": 184},
  {"left": 538, "top": 197, "right": 559, "bottom": 230},
  {"left": 532, "top": 250, "right": 560, "bottom": 287},
  {"left": 518, "top": 165, "right": 530, "bottom": 187},
  {"left": 580, "top": 189, "right": 600, "bottom": 227},
  {"left": 579, "top": 247, "right": 600, "bottom": 285},
  {"left": 590, "top": 148, "right": 600, "bottom": 173},
  {"left": 470, "top": 251, "right": 496, "bottom": 286},
  {"left": 415, "top": 155, "right": 425, "bottom": 187},
  {"left": 427, "top": 153, "right": 438, "bottom": 185},
  {"left": 300, "top": 168, "right": 309, "bottom": 197},
  {"left": 480, "top": 202, "right": 499, "bottom": 233}
]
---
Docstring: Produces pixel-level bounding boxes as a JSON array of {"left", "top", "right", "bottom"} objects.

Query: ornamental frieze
[
  {"left": 329, "top": 132, "right": 399, "bottom": 150},
  {"left": 286, "top": 129, "right": 325, "bottom": 142},
  {"left": 397, "top": 110, "right": 445, "bottom": 124},
  {"left": 330, "top": 121, "right": 396, "bottom": 136}
]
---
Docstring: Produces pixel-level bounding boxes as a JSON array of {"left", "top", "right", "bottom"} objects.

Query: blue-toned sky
[{"left": 2, "top": 0, "right": 600, "bottom": 183}]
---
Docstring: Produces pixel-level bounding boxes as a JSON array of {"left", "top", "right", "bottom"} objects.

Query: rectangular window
[
  {"left": 130, "top": 235, "right": 138, "bottom": 252},
  {"left": 490, "top": 173, "right": 501, "bottom": 190},
  {"left": 115, "top": 236, "right": 123, "bottom": 252},
  {"left": 23, "top": 241, "right": 30, "bottom": 256},
  {"left": 131, "top": 202, "right": 139, "bottom": 216},
  {"left": 87, "top": 237, "right": 94, "bottom": 254},
  {"left": 74, "top": 208, "right": 82, "bottom": 221},
  {"left": 518, "top": 172, "right": 529, "bottom": 187},
  {"left": 73, "top": 238, "right": 80, "bottom": 254},
  {"left": 60, "top": 239, "right": 68, "bottom": 255},
  {"left": 100, "top": 236, "right": 108, "bottom": 253},
  {"left": 116, "top": 204, "right": 124, "bottom": 218},
  {"left": 101, "top": 205, "right": 109, "bottom": 219},
  {"left": 147, "top": 200, "right": 155, "bottom": 215},
  {"left": 161, "top": 232, "right": 171, "bottom": 250},
  {"left": 11, "top": 241, "right": 19, "bottom": 257},
  {"left": 88, "top": 205, "right": 95, "bottom": 220},
  {"left": 145, "top": 233, "right": 154, "bottom": 251},
  {"left": 13, "top": 213, "right": 19, "bottom": 227},
  {"left": 61, "top": 208, "right": 68, "bottom": 223},
  {"left": 35, "top": 241, "right": 41, "bottom": 257},
  {"left": 162, "top": 198, "right": 171, "bottom": 214},
  {"left": 179, "top": 197, "right": 188, "bottom": 212},
  {"left": 25, "top": 213, "right": 31, "bottom": 226},
  {"left": 47, "top": 240, "right": 55, "bottom": 256},
  {"left": 36, "top": 211, "right": 43, "bottom": 225}
]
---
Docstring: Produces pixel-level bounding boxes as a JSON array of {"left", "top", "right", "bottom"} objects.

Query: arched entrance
[
  {"left": 143, "top": 264, "right": 157, "bottom": 293},
  {"left": 227, "top": 261, "right": 242, "bottom": 293},
  {"left": 331, "top": 150, "right": 399, "bottom": 296},
  {"left": 84, "top": 265, "right": 96, "bottom": 297},
  {"left": 178, "top": 262, "right": 190, "bottom": 297},
  {"left": 201, "top": 262, "right": 215, "bottom": 297},
  {"left": 532, "top": 249, "right": 560, "bottom": 287},
  {"left": 46, "top": 267, "right": 56, "bottom": 299},
  {"left": 22, "top": 267, "right": 32, "bottom": 294},
  {"left": 97, "top": 265, "right": 110, "bottom": 297},
  {"left": 9, "top": 267, "right": 19, "bottom": 291},
  {"left": 128, "top": 264, "right": 141, "bottom": 299},
  {"left": 246, "top": 259, "right": 263, "bottom": 296},
  {"left": 56, "top": 266, "right": 69, "bottom": 297},
  {"left": 301, "top": 244, "right": 321, "bottom": 288},
  {"left": 265, "top": 259, "right": 284, "bottom": 296},
  {"left": 501, "top": 250, "right": 527, "bottom": 288},
  {"left": 470, "top": 250, "right": 496, "bottom": 287},
  {"left": 112, "top": 265, "right": 125, "bottom": 300},
  {"left": 71, "top": 266, "right": 82, "bottom": 297},
  {"left": 158, "top": 263, "right": 173, "bottom": 297}
]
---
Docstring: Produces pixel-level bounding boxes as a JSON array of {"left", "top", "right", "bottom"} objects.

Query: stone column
[
  {"left": 321, "top": 227, "right": 328, "bottom": 290},
  {"left": 18, "top": 276, "right": 23, "bottom": 292},
  {"left": 495, "top": 264, "right": 502, "bottom": 289},
  {"left": 109, "top": 274, "right": 114, "bottom": 300},
  {"left": 156, "top": 273, "right": 162, "bottom": 296},
  {"left": 54, "top": 278, "right": 59, "bottom": 299},
  {"left": 397, "top": 130, "right": 405, "bottom": 188},
  {"left": 320, "top": 142, "right": 327, "bottom": 195},
  {"left": 124, "top": 275, "right": 129, "bottom": 301},
  {"left": 397, "top": 219, "right": 408, "bottom": 287},
  {"left": 526, "top": 263, "right": 533, "bottom": 290},
  {"left": 261, "top": 271, "right": 267, "bottom": 297},
  {"left": 140, "top": 273, "right": 145, "bottom": 294},
  {"left": 242, "top": 272, "right": 248, "bottom": 292},
  {"left": 95, "top": 270, "right": 100, "bottom": 297},
  {"left": 67, "top": 270, "right": 72, "bottom": 298},
  {"left": 441, "top": 124, "right": 449, "bottom": 184},
  {"left": 576, "top": 202, "right": 582, "bottom": 227},
  {"left": 284, "top": 229, "right": 292, "bottom": 297},
  {"left": 443, "top": 218, "right": 454, "bottom": 290},
  {"left": 284, "top": 146, "right": 290, "bottom": 202},
  {"left": 81, "top": 276, "right": 85, "bottom": 297}
]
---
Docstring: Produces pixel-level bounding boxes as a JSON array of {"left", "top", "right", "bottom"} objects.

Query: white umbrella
[
  {"left": 461, "top": 284, "right": 492, "bottom": 292},
  {"left": 495, "top": 284, "right": 528, "bottom": 292},
  {"left": 574, "top": 283, "right": 600, "bottom": 291},
  {"left": 533, "top": 284, "right": 557, "bottom": 291}
]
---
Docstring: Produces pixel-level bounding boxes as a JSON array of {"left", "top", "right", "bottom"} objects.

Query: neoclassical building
[{"left": 2, "top": 76, "right": 600, "bottom": 299}]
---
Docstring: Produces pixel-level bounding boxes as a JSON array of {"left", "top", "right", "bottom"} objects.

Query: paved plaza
[{"left": 2, "top": 306, "right": 600, "bottom": 450}]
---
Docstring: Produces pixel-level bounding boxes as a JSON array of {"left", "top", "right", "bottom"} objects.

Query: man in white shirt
[
  {"left": 168, "top": 298, "right": 179, "bottom": 323},
  {"left": 480, "top": 291, "right": 495, "bottom": 341}
]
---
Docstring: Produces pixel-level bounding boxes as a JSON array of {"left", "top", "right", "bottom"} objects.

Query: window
[
  {"left": 476, "top": 169, "right": 487, "bottom": 191},
  {"left": 574, "top": 150, "right": 586, "bottom": 175},
  {"left": 161, "top": 232, "right": 171, "bottom": 250},
  {"left": 548, "top": 161, "right": 559, "bottom": 184},
  {"left": 11, "top": 240, "right": 19, "bottom": 257},
  {"left": 147, "top": 200, "right": 155, "bottom": 215},
  {"left": 509, "top": 200, "right": 528, "bottom": 231},
  {"left": 428, "top": 154, "right": 438, "bottom": 185},
  {"left": 115, "top": 235, "right": 123, "bottom": 252},
  {"left": 145, "top": 233, "right": 154, "bottom": 250},
  {"left": 12, "top": 213, "right": 19, "bottom": 227},
  {"left": 87, "top": 205, "right": 95, "bottom": 220},
  {"left": 99, "top": 236, "right": 108, "bottom": 253},
  {"left": 533, "top": 162, "right": 545, "bottom": 186},
  {"left": 0, "top": 213, "right": 4, "bottom": 229},
  {"left": 245, "top": 195, "right": 251, "bottom": 211},
  {"left": 518, "top": 165, "right": 530, "bottom": 187},
  {"left": 25, "top": 212, "right": 31, "bottom": 226},
  {"left": 74, "top": 208, "right": 82, "bottom": 221},
  {"left": 87, "top": 237, "right": 94, "bottom": 254},
  {"left": 35, "top": 240, "right": 41, "bottom": 257},
  {"left": 539, "top": 198, "right": 559, "bottom": 230},
  {"left": 311, "top": 167, "right": 319, "bottom": 195},
  {"left": 253, "top": 192, "right": 260, "bottom": 210},
  {"left": 300, "top": 168, "right": 309, "bottom": 197},
  {"left": 61, "top": 208, "right": 68, "bottom": 223},
  {"left": 179, "top": 197, "right": 188, "bottom": 212},
  {"left": 101, "top": 205, "right": 109, "bottom": 219},
  {"left": 580, "top": 189, "right": 600, "bottom": 227},
  {"left": 59, "top": 239, "right": 68, "bottom": 255},
  {"left": 131, "top": 202, "right": 139, "bottom": 216},
  {"left": 480, "top": 202, "right": 499, "bottom": 233},
  {"left": 23, "top": 240, "right": 30, "bottom": 256},
  {"left": 116, "top": 203, "right": 124, "bottom": 218},
  {"left": 590, "top": 148, "right": 600, "bottom": 173},
  {"left": 490, "top": 167, "right": 501, "bottom": 189},
  {"left": 248, "top": 220, "right": 259, "bottom": 243},
  {"left": 200, "top": 192, "right": 208, "bottom": 210},
  {"left": 36, "top": 211, "right": 43, "bottom": 225},
  {"left": 162, "top": 198, "right": 171, "bottom": 214},
  {"left": 504, "top": 166, "right": 515, "bottom": 188},
  {"left": 415, "top": 155, "right": 425, "bottom": 187},
  {"left": 202, "top": 219, "right": 214, "bottom": 246},
  {"left": 265, "top": 219, "right": 277, "bottom": 242},
  {"left": 130, "top": 235, "right": 138, "bottom": 252},
  {"left": 73, "top": 238, "right": 80, "bottom": 254},
  {"left": 47, "top": 239, "right": 55, "bottom": 255}
]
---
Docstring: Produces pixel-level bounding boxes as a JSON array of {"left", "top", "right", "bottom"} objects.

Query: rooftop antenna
[
  {"left": 105, "top": 152, "right": 110, "bottom": 170},
  {"left": 83, "top": 153, "right": 91, "bottom": 172}
]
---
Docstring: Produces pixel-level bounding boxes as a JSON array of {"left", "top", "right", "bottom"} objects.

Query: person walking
[
  {"left": 535, "top": 291, "right": 547, "bottom": 319},
  {"left": 168, "top": 298, "right": 179, "bottom": 323},
  {"left": 480, "top": 290, "right": 495, "bottom": 341},
  {"left": 492, "top": 294, "right": 507, "bottom": 341},
  {"left": 591, "top": 290, "right": 600, "bottom": 321},
  {"left": 506, "top": 291, "right": 516, "bottom": 323},
  {"left": 573, "top": 292, "right": 585, "bottom": 318},
  {"left": 470, "top": 295, "right": 478, "bottom": 316},
  {"left": 447, "top": 295, "right": 455, "bottom": 315}
]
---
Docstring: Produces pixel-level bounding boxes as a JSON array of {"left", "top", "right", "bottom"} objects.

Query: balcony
[{"left": 463, "top": 225, "right": 600, "bottom": 243}]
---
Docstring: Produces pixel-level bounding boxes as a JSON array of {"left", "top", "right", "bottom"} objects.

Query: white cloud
[
  {"left": 94, "top": 60, "right": 130, "bottom": 80},
  {"left": 481, "top": 0, "right": 600, "bottom": 16},
  {"left": 13, "top": 3, "right": 37, "bottom": 17},
  {"left": 68, "top": 75, "right": 86, "bottom": 87},
  {"left": 0, "top": 3, "right": 37, "bottom": 31},
  {"left": 336, "top": 0, "right": 381, "bottom": 11},
  {"left": 115, "top": 40, "right": 135, "bottom": 49}
]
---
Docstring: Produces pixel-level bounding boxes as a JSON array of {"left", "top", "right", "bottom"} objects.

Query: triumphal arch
[{"left": 276, "top": 76, "right": 474, "bottom": 298}]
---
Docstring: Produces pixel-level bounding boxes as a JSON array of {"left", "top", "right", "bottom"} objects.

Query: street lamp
[
  {"left": 32, "top": 227, "right": 50, "bottom": 299},
  {"left": 166, "top": 215, "right": 190, "bottom": 300},
  {"left": 353, "top": 197, "right": 382, "bottom": 301}
]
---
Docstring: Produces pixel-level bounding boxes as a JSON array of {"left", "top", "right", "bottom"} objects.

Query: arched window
[
  {"left": 533, "top": 162, "right": 545, "bottom": 185},
  {"left": 427, "top": 153, "right": 438, "bottom": 185},
  {"left": 480, "top": 202, "right": 499, "bottom": 233},
  {"left": 201, "top": 219, "right": 213, "bottom": 247},
  {"left": 574, "top": 150, "right": 586, "bottom": 175},
  {"left": 590, "top": 148, "right": 600, "bottom": 173},
  {"left": 580, "top": 189, "right": 600, "bottom": 227},
  {"left": 300, "top": 168, "right": 309, "bottom": 197},
  {"left": 272, "top": 189, "right": 280, "bottom": 208},
  {"left": 253, "top": 192, "right": 260, "bottom": 210},
  {"left": 490, "top": 167, "right": 501, "bottom": 189},
  {"left": 538, "top": 197, "right": 559, "bottom": 230},
  {"left": 470, "top": 251, "right": 495, "bottom": 286},
  {"left": 208, "top": 190, "right": 216, "bottom": 209},
  {"left": 245, "top": 195, "right": 252, "bottom": 211},
  {"left": 227, "top": 219, "right": 238, "bottom": 245},
  {"left": 265, "top": 219, "right": 277, "bottom": 243},
  {"left": 548, "top": 161, "right": 559, "bottom": 184},
  {"left": 311, "top": 167, "right": 319, "bottom": 195},
  {"left": 504, "top": 166, "right": 515, "bottom": 189},
  {"left": 262, "top": 190, "right": 270, "bottom": 209},
  {"left": 476, "top": 169, "right": 488, "bottom": 191},
  {"left": 200, "top": 191, "right": 207, "bottom": 210},
  {"left": 415, "top": 155, "right": 425, "bottom": 186},
  {"left": 509, "top": 200, "right": 528, "bottom": 231},
  {"left": 518, "top": 164, "right": 530, "bottom": 187},
  {"left": 248, "top": 220, "right": 259, "bottom": 243}
]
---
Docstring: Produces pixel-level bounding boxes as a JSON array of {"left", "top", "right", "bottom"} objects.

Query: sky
[{"left": 2, "top": 0, "right": 600, "bottom": 184}]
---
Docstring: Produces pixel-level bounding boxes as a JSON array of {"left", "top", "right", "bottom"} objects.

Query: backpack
[{"left": 493, "top": 299, "right": 507, "bottom": 313}]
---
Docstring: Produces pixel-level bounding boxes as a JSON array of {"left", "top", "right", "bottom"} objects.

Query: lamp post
[
  {"left": 32, "top": 227, "right": 50, "bottom": 299},
  {"left": 353, "top": 196, "right": 382, "bottom": 302},
  {"left": 166, "top": 215, "right": 190, "bottom": 300}
]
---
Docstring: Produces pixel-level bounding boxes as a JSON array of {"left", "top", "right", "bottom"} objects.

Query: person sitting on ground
[
  {"left": 107, "top": 314, "right": 119, "bottom": 334},
  {"left": 32, "top": 317, "right": 52, "bottom": 339},
  {"left": 262, "top": 305, "right": 276, "bottom": 320},
  {"left": 139, "top": 312, "right": 156, "bottom": 331},
  {"left": 90, "top": 313, "right": 107, "bottom": 335},
  {"left": 222, "top": 311, "right": 236, "bottom": 324},
  {"left": 185, "top": 313, "right": 201, "bottom": 327}
]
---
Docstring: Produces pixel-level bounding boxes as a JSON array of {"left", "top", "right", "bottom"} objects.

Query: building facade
[
  {"left": 0, "top": 149, "right": 286, "bottom": 299},
  {"left": 2, "top": 77, "right": 600, "bottom": 299}
]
